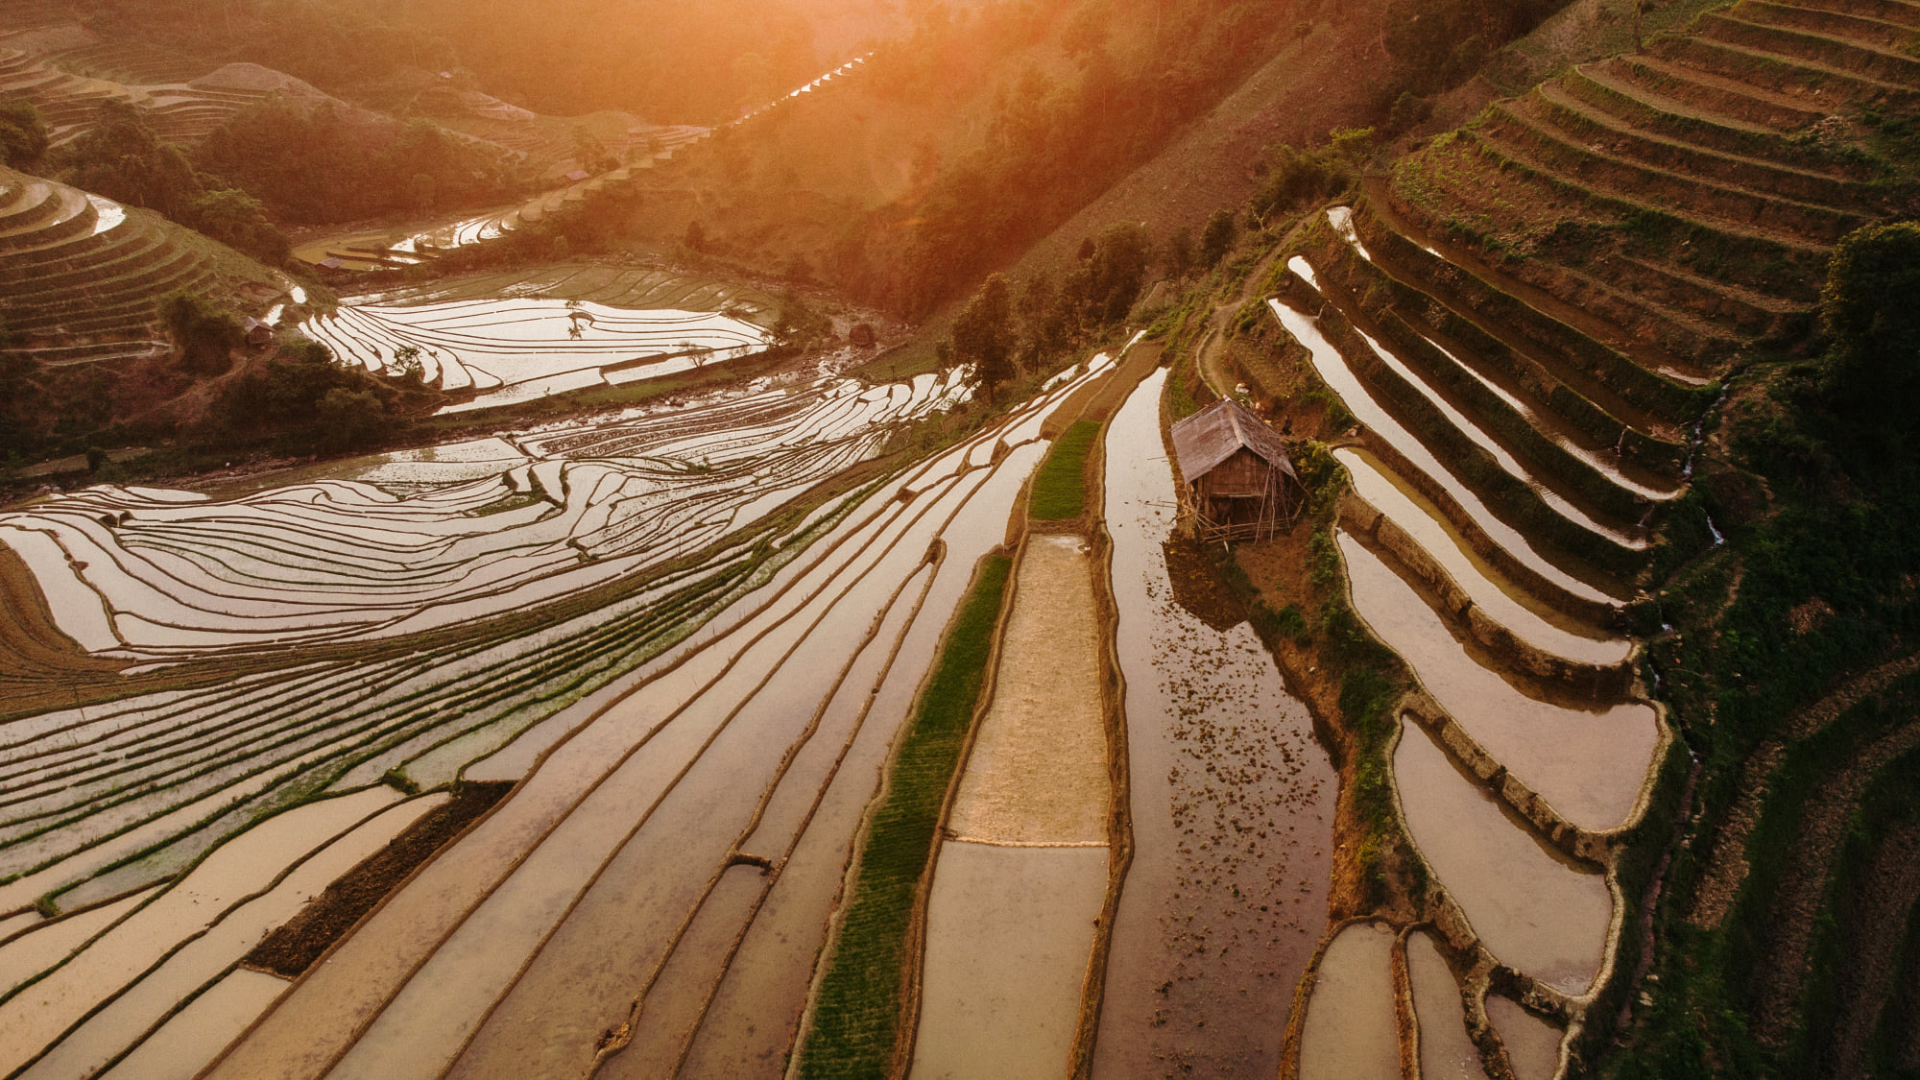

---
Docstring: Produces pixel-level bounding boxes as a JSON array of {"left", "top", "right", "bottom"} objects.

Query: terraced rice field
[
  {"left": 0, "top": 342, "right": 1115, "bottom": 1077},
  {"left": 0, "top": 46, "right": 275, "bottom": 150},
  {"left": 0, "top": 163, "right": 282, "bottom": 365},
  {"left": 1264, "top": 0, "right": 1920, "bottom": 1072},
  {"left": 301, "top": 291, "right": 772, "bottom": 408}
]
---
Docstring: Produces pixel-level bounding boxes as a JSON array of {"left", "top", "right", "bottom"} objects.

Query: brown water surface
[
  {"left": 1341, "top": 532, "right": 1656, "bottom": 832},
  {"left": 1487, "top": 994, "right": 1566, "bottom": 1080},
  {"left": 1393, "top": 722, "right": 1610, "bottom": 994},
  {"left": 1408, "top": 931, "right": 1486, "bottom": 1079},
  {"left": 1297, "top": 922, "right": 1400, "bottom": 1080},
  {"left": 911, "top": 842, "right": 1109, "bottom": 1080},
  {"left": 1093, "top": 371, "right": 1334, "bottom": 1079}
]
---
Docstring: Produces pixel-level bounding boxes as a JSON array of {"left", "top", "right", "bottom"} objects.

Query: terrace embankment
[
  {"left": 914, "top": 534, "right": 1113, "bottom": 1079},
  {"left": 1188, "top": 0, "right": 1920, "bottom": 1071}
]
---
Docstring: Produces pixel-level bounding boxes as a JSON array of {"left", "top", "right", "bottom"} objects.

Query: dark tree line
[
  {"left": 51, "top": 101, "right": 290, "bottom": 264},
  {"left": 889, "top": 0, "right": 1296, "bottom": 316},
  {"left": 948, "top": 221, "right": 1153, "bottom": 400},
  {"left": 196, "top": 97, "right": 525, "bottom": 225}
]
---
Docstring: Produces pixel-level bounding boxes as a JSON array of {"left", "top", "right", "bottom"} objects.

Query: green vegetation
[
  {"left": 897, "top": 1, "right": 1298, "bottom": 312},
  {"left": 197, "top": 98, "right": 525, "bottom": 225},
  {"left": 936, "top": 222, "right": 1154, "bottom": 395},
  {"left": 53, "top": 101, "right": 290, "bottom": 264},
  {"left": 1029, "top": 420, "right": 1101, "bottom": 521},
  {"left": 1603, "top": 224, "right": 1920, "bottom": 1077},
  {"left": 796, "top": 554, "right": 1013, "bottom": 1079},
  {"left": 159, "top": 290, "right": 247, "bottom": 376},
  {"left": 0, "top": 99, "right": 48, "bottom": 169},
  {"left": 195, "top": 339, "right": 427, "bottom": 454},
  {"left": 1818, "top": 221, "right": 1920, "bottom": 443},
  {"left": 1248, "top": 127, "right": 1373, "bottom": 225}
]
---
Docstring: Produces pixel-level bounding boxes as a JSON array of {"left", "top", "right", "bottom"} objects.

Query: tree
[
  {"left": 56, "top": 101, "right": 202, "bottom": 221},
  {"left": 774, "top": 292, "right": 831, "bottom": 348},
  {"left": 1247, "top": 128, "right": 1373, "bottom": 224},
  {"left": 1820, "top": 222, "right": 1920, "bottom": 430},
  {"left": 571, "top": 125, "right": 616, "bottom": 173},
  {"left": 1162, "top": 227, "right": 1195, "bottom": 281},
  {"left": 158, "top": 290, "right": 245, "bottom": 376},
  {"left": 1200, "top": 209, "right": 1237, "bottom": 268},
  {"left": 1085, "top": 222, "right": 1151, "bottom": 325},
  {"left": 953, "top": 273, "right": 1017, "bottom": 402},
  {"left": 0, "top": 99, "right": 48, "bottom": 168},
  {"left": 188, "top": 187, "right": 290, "bottom": 265}
]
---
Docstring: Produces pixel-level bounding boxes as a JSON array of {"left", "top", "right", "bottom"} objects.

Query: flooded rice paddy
[
  {"left": 1269, "top": 289, "right": 1623, "bottom": 608},
  {"left": 1393, "top": 719, "right": 1611, "bottom": 995},
  {"left": 1340, "top": 531, "right": 1657, "bottom": 832},
  {"left": 1298, "top": 921, "right": 1400, "bottom": 1080},
  {"left": 917, "top": 531, "right": 1111, "bottom": 1076},
  {"left": 189, "top": 359, "right": 1110, "bottom": 1079},
  {"left": 1338, "top": 447, "right": 1628, "bottom": 667},
  {"left": 1487, "top": 994, "right": 1565, "bottom": 1080},
  {"left": 1408, "top": 931, "right": 1483, "bottom": 1079},
  {"left": 0, "top": 331, "right": 1111, "bottom": 1075},
  {"left": 301, "top": 296, "right": 772, "bottom": 410},
  {"left": 913, "top": 843, "right": 1108, "bottom": 1080},
  {"left": 1265, "top": 215, "right": 1673, "bottom": 1053},
  {"left": 1093, "top": 371, "right": 1335, "bottom": 1079}
]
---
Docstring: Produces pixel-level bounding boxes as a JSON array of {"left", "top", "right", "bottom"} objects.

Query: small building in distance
[{"left": 1169, "top": 398, "right": 1305, "bottom": 542}]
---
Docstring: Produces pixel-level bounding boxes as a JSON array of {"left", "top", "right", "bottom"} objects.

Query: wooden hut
[{"left": 1170, "top": 398, "right": 1305, "bottom": 542}]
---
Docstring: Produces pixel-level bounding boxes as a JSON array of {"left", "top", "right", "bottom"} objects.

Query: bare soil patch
[{"left": 242, "top": 782, "right": 511, "bottom": 978}]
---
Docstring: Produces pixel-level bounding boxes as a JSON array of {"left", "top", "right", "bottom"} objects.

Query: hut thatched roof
[{"left": 1169, "top": 398, "right": 1297, "bottom": 486}]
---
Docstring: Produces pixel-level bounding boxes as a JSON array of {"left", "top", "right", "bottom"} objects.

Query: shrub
[
  {"left": 1820, "top": 221, "right": 1920, "bottom": 437},
  {"left": 1249, "top": 128, "right": 1373, "bottom": 223},
  {"left": 158, "top": 290, "right": 245, "bottom": 376}
]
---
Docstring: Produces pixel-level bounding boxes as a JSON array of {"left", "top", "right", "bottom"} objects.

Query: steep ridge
[
  {"left": 296, "top": 58, "right": 867, "bottom": 273},
  {"left": 1267, "top": 0, "right": 1918, "bottom": 1075}
]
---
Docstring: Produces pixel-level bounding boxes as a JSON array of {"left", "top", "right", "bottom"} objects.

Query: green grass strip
[
  {"left": 795, "top": 553, "right": 1013, "bottom": 1079},
  {"left": 1029, "top": 420, "right": 1101, "bottom": 521}
]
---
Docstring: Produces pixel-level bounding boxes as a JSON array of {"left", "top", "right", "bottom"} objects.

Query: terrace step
[
  {"left": 1790, "top": 0, "right": 1920, "bottom": 25},
  {"left": 1659, "top": 26, "right": 1920, "bottom": 108},
  {"left": 1574, "top": 59, "right": 1851, "bottom": 164},
  {"left": 1449, "top": 125, "right": 1831, "bottom": 303},
  {"left": 0, "top": 180, "right": 64, "bottom": 233},
  {"left": 1702, "top": 9, "right": 1920, "bottom": 85},
  {"left": 1284, "top": 268, "right": 1652, "bottom": 585},
  {"left": 0, "top": 186, "right": 97, "bottom": 252},
  {"left": 1732, "top": 0, "right": 1920, "bottom": 53},
  {"left": 1359, "top": 187, "right": 1707, "bottom": 433},
  {"left": 1482, "top": 100, "right": 1866, "bottom": 247},
  {"left": 1536, "top": 79, "right": 1880, "bottom": 208},
  {"left": 1309, "top": 233, "right": 1678, "bottom": 517}
]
